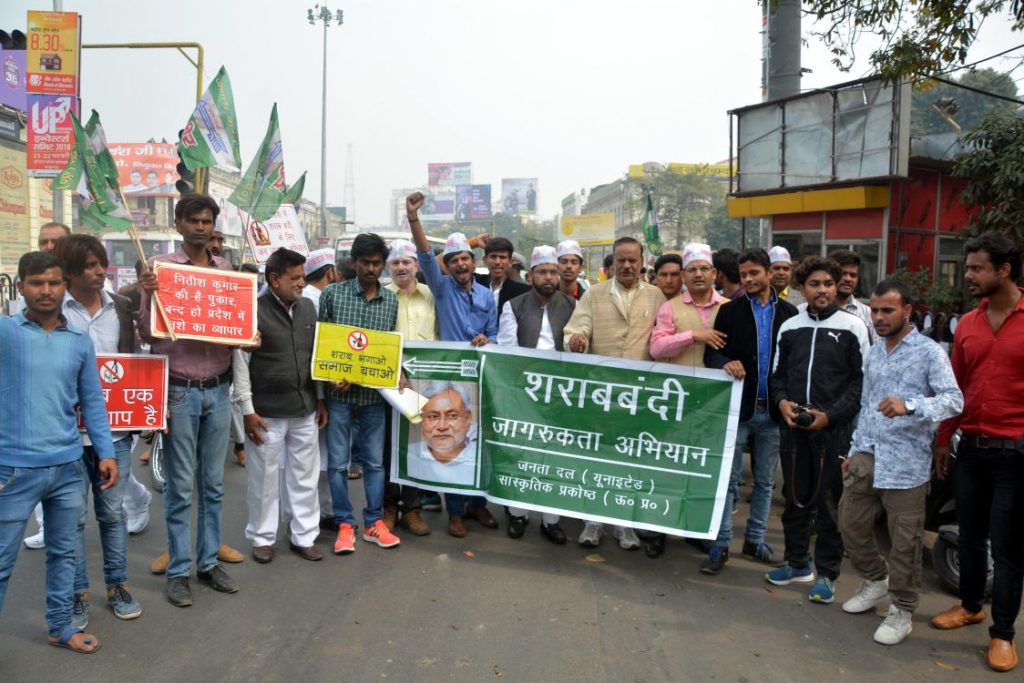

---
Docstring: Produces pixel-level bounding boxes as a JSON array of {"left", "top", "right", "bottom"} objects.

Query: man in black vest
[
  {"left": 232, "top": 248, "right": 327, "bottom": 564},
  {"left": 475, "top": 236, "right": 532, "bottom": 314},
  {"left": 497, "top": 245, "right": 576, "bottom": 544}
]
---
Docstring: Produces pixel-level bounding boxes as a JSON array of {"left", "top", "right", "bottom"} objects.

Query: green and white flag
[
  {"left": 229, "top": 104, "right": 305, "bottom": 222},
  {"left": 641, "top": 191, "right": 662, "bottom": 256},
  {"left": 52, "top": 112, "right": 133, "bottom": 232},
  {"left": 177, "top": 66, "right": 242, "bottom": 171}
]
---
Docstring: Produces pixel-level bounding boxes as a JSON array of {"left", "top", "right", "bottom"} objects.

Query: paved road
[{"left": 0, "top": 455, "right": 1016, "bottom": 682}]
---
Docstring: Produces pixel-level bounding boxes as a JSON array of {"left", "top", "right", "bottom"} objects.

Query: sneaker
[
  {"left": 382, "top": 506, "right": 399, "bottom": 532},
  {"left": 399, "top": 510, "right": 431, "bottom": 536},
  {"left": 333, "top": 523, "right": 356, "bottom": 554},
  {"left": 363, "top": 519, "right": 401, "bottom": 548},
  {"left": 613, "top": 526, "right": 642, "bottom": 550},
  {"left": 70, "top": 592, "right": 89, "bottom": 629},
  {"left": 126, "top": 488, "right": 153, "bottom": 535},
  {"left": 765, "top": 563, "right": 815, "bottom": 586},
  {"left": 107, "top": 584, "right": 143, "bottom": 620},
  {"left": 700, "top": 546, "right": 730, "bottom": 575},
  {"left": 166, "top": 576, "right": 192, "bottom": 607},
  {"left": 741, "top": 540, "right": 776, "bottom": 564},
  {"left": 842, "top": 578, "right": 889, "bottom": 614},
  {"left": 577, "top": 523, "right": 604, "bottom": 547},
  {"left": 874, "top": 605, "right": 913, "bottom": 645},
  {"left": 24, "top": 529, "right": 45, "bottom": 549},
  {"left": 421, "top": 492, "right": 443, "bottom": 511},
  {"left": 808, "top": 576, "right": 835, "bottom": 604}
]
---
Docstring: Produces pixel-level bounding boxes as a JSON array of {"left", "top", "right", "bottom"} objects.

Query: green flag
[
  {"left": 83, "top": 110, "right": 119, "bottom": 184},
  {"left": 228, "top": 104, "right": 305, "bottom": 222},
  {"left": 641, "top": 192, "right": 663, "bottom": 256},
  {"left": 177, "top": 66, "right": 242, "bottom": 171},
  {"left": 53, "top": 113, "right": 133, "bottom": 232}
]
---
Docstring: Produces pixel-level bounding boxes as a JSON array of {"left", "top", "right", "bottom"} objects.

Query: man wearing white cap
[
  {"left": 381, "top": 239, "right": 436, "bottom": 537},
  {"left": 301, "top": 248, "right": 338, "bottom": 530},
  {"left": 407, "top": 192, "right": 499, "bottom": 538},
  {"left": 556, "top": 240, "right": 586, "bottom": 300},
  {"left": 497, "top": 246, "right": 576, "bottom": 544},
  {"left": 768, "top": 246, "right": 805, "bottom": 306}
]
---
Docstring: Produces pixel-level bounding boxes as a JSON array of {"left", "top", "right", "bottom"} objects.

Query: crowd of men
[{"left": 0, "top": 191, "right": 1021, "bottom": 673}]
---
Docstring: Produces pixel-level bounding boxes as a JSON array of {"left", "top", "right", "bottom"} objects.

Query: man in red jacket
[{"left": 932, "top": 231, "right": 1024, "bottom": 673}]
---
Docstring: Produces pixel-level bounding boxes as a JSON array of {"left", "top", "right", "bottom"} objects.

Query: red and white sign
[
  {"left": 78, "top": 354, "right": 169, "bottom": 431},
  {"left": 26, "top": 93, "right": 78, "bottom": 175},
  {"left": 237, "top": 203, "right": 310, "bottom": 265},
  {"left": 150, "top": 262, "right": 258, "bottom": 344}
]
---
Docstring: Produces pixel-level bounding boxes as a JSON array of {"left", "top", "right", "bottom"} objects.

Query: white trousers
[
  {"left": 316, "top": 428, "right": 332, "bottom": 514},
  {"left": 508, "top": 507, "right": 560, "bottom": 525},
  {"left": 244, "top": 413, "right": 321, "bottom": 547}
]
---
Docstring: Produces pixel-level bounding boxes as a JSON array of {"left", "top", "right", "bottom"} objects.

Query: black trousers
[
  {"left": 779, "top": 426, "right": 846, "bottom": 580},
  {"left": 955, "top": 442, "right": 1024, "bottom": 641},
  {"left": 381, "top": 409, "right": 422, "bottom": 511}
]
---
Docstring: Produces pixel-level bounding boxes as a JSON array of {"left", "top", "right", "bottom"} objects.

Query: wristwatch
[{"left": 905, "top": 398, "right": 917, "bottom": 415}]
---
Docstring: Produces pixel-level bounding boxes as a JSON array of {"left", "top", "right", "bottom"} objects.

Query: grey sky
[{"left": 5, "top": 1, "right": 1023, "bottom": 225}]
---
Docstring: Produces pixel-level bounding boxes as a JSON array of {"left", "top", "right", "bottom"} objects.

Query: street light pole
[{"left": 308, "top": 5, "right": 344, "bottom": 243}]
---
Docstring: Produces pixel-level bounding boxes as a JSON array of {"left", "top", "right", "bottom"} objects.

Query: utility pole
[
  {"left": 761, "top": 0, "right": 802, "bottom": 101},
  {"left": 307, "top": 5, "right": 344, "bottom": 242},
  {"left": 342, "top": 143, "right": 356, "bottom": 226}
]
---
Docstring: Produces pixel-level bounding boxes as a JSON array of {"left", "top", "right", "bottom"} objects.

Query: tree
[
  {"left": 805, "top": 0, "right": 1024, "bottom": 81},
  {"left": 910, "top": 68, "right": 1019, "bottom": 136},
  {"left": 953, "top": 107, "right": 1024, "bottom": 243},
  {"left": 624, "top": 167, "right": 730, "bottom": 251}
]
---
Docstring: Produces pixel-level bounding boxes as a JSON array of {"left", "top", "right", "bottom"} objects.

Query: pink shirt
[{"left": 649, "top": 289, "right": 728, "bottom": 360}]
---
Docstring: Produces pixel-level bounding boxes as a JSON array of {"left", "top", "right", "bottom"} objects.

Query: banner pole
[{"left": 117, "top": 188, "right": 177, "bottom": 341}]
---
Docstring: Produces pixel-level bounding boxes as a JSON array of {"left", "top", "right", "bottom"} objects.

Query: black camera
[{"left": 794, "top": 404, "right": 816, "bottom": 428}]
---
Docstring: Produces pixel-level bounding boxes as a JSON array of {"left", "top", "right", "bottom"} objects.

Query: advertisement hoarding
[
  {"left": 0, "top": 49, "right": 27, "bottom": 112},
  {"left": 455, "top": 184, "right": 491, "bottom": 220},
  {"left": 420, "top": 190, "right": 455, "bottom": 222},
  {"left": 428, "top": 162, "right": 471, "bottom": 187},
  {"left": 25, "top": 10, "right": 80, "bottom": 96},
  {"left": 109, "top": 142, "right": 179, "bottom": 196},
  {"left": 501, "top": 178, "right": 538, "bottom": 216},
  {"left": 560, "top": 213, "right": 615, "bottom": 245},
  {"left": 0, "top": 141, "right": 29, "bottom": 276},
  {"left": 26, "top": 93, "right": 77, "bottom": 175}
]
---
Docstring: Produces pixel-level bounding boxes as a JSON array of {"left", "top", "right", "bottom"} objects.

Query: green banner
[{"left": 391, "top": 343, "right": 741, "bottom": 538}]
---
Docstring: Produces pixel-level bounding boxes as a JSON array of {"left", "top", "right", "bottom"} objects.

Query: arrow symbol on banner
[{"left": 401, "top": 357, "right": 463, "bottom": 377}]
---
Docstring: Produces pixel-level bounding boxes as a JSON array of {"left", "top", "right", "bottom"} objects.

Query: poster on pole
[
  {"left": 560, "top": 213, "right": 615, "bottom": 245},
  {"left": 25, "top": 10, "right": 81, "bottom": 96},
  {"left": 78, "top": 354, "right": 170, "bottom": 431},
  {"left": 150, "top": 262, "right": 258, "bottom": 344},
  {"left": 237, "top": 203, "right": 310, "bottom": 264},
  {"left": 26, "top": 93, "right": 77, "bottom": 175},
  {"left": 311, "top": 322, "right": 403, "bottom": 389},
  {"left": 390, "top": 344, "right": 741, "bottom": 538},
  {"left": 109, "top": 142, "right": 179, "bottom": 196}
]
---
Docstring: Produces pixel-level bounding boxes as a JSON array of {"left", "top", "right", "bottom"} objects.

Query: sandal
[{"left": 48, "top": 625, "right": 101, "bottom": 654}]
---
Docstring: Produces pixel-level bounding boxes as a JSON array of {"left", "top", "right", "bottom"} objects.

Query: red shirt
[{"left": 936, "top": 288, "right": 1024, "bottom": 446}]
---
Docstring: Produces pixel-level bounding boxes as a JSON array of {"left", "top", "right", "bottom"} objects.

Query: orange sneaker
[
  {"left": 333, "top": 523, "right": 356, "bottom": 555},
  {"left": 362, "top": 519, "right": 401, "bottom": 548}
]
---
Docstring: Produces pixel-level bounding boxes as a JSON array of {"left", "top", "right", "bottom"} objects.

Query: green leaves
[{"left": 953, "top": 107, "right": 1024, "bottom": 242}]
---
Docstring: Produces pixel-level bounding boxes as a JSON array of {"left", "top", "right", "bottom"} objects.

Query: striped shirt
[{"left": 318, "top": 279, "right": 398, "bottom": 405}]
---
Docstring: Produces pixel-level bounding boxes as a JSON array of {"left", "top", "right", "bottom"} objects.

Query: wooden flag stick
[{"left": 116, "top": 188, "right": 177, "bottom": 341}]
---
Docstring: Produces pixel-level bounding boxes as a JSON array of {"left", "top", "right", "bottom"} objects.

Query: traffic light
[
  {"left": 175, "top": 128, "right": 195, "bottom": 195},
  {"left": 0, "top": 30, "right": 26, "bottom": 50}
]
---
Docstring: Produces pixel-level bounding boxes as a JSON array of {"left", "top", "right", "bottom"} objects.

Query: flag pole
[{"left": 116, "top": 188, "right": 177, "bottom": 341}]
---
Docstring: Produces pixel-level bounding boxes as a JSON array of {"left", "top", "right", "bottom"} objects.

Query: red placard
[
  {"left": 26, "top": 93, "right": 78, "bottom": 175},
  {"left": 78, "top": 354, "right": 169, "bottom": 431},
  {"left": 150, "top": 262, "right": 258, "bottom": 344}
]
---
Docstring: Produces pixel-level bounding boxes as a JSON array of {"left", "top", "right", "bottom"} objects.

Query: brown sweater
[{"left": 563, "top": 279, "right": 666, "bottom": 360}]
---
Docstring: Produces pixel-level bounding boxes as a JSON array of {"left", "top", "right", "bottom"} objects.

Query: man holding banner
[
  {"left": 138, "top": 194, "right": 241, "bottom": 607},
  {"left": 234, "top": 248, "right": 326, "bottom": 563},
  {"left": 319, "top": 234, "right": 402, "bottom": 554},
  {"left": 407, "top": 192, "right": 500, "bottom": 538}
]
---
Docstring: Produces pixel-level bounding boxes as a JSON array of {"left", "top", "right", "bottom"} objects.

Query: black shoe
[
  {"left": 699, "top": 546, "right": 729, "bottom": 575},
  {"left": 506, "top": 515, "right": 527, "bottom": 539},
  {"left": 166, "top": 576, "right": 193, "bottom": 607},
  {"left": 540, "top": 522, "right": 567, "bottom": 545},
  {"left": 320, "top": 516, "right": 339, "bottom": 532},
  {"left": 644, "top": 533, "right": 666, "bottom": 559},
  {"left": 197, "top": 564, "right": 238, "bottom": 594}
]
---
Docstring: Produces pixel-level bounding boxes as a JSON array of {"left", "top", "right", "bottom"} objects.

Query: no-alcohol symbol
[
  {"left": 100, "top": 359, "right": 125, "bottom": 384},
  {"left": 347, "top": 330, "right": 368, "bottom": 352}
]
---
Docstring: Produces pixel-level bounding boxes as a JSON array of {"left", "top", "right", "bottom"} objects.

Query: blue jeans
[
  {"left": 715, "top": 406, "right": 780, "bottom": 547},
  {"left": 326, "top": 401, "right": 386, "bottom": 528},
  {"left": 0, "top": 460, "right": 86, "bottom": 637},
  {"left": 164, "top": 383, "right": 231, "bottom": 578},
  {"left": 445, "top": 494, "right": 488, "bottom": 517},
  {"left": 75, "top": 438, "right": 132, "bottom": 592}
]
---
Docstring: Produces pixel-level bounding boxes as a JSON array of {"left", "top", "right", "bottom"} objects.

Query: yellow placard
[
  {"left": 26, "top": 11, "right": 80, "bottom": 96},
  {"left": 312, "top": 322, "right": 403, "bottom": 388},
  {"left": 560, "top": 213, "right": 615, "bottom": 245}
]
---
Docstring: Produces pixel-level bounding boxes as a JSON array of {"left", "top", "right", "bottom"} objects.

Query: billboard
[
  {"left": 501, "top": 178, "right": 538, "bottom": 216},
  {"left": 0, "top": 141, "right": 29, "bottom": 276},
  {"left": 560, "top": 213, "right": 615, "bottom": 245},
  {"left": 455, "top": 184, "right": 491, "bottom": 220},
  {"left": 420, "top": 190, "right": 455, "bottom": 222},
  {"left": 26, "top": 10, "right": 80, "bottom": 96},
  {"left": 428, "top": 162, "right": 471, "bottom": 187},
  {"left": 0, "top": 49, "right": 27, "bottom": 112},
  {"left": 26, "top": 93, "right": 77, "bottom": 175},
  {"left": 109, "top": 142, "right": 179, "bottom": 196}
]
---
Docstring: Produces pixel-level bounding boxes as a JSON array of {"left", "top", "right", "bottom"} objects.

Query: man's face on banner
[{"left": 421, "top": 389, "right": 471, "bottom": 463}]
